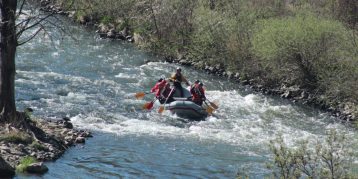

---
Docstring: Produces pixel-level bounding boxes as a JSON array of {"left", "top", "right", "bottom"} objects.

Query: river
[{"left": 14, "top": 20, "right": 357, "bottom": 178}]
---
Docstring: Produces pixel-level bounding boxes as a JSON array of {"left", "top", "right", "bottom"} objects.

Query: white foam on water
[
  {"left": 17, "top": 70, "right": 92, "bottom": 84},
  {"left": 71, "top": 113, "right": 187, "bottom": 137},
  {"left": 65, "top": 86, "right": 358, "bottom": 158},
  {"left": 17, "top": 68, "right": 357, "bottom": 154},
  {"left": 52, "top": 52, "right": 59, "bottom": 57},
  {"left": 115, "top": 73, "right": 134, "bottom": 78}
]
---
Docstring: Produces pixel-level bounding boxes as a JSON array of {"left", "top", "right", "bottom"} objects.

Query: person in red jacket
[
  {"left": 150, "top": 78, "right": 166, "bottom": 95},
  {"left": 190, "top": 82, "right": 206, "bottom": 106},
  {"left": 151, "top": 78, "right": 174, "bottom": 104}
]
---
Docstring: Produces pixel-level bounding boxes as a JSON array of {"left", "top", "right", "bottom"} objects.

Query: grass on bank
[
  {"left": 0, "top": 131, "right": 33, "bottom": 144},
  {"left": 16, "top": 156, "right": 38, "bottom": 173}
]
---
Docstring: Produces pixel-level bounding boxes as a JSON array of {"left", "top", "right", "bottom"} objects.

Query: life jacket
[
  {"left": 151, "top": 80, "right": 167, "bottom": 97},
  {"left": 175, "top": 73, "right": 182, "bottom": 82},
  {"left": 171, "top": 72, "right": 183, "bottom": 83},
  {"left": 190, "top": 84, "right": 205, "bottom": 102},
  {"left": 159, "top": 84, "right": 174, "bottom": 104}
]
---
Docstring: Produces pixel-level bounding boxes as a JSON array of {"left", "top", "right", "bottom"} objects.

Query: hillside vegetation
[{"left": 56, "top": 0, "right": 357, "bottom": 120}]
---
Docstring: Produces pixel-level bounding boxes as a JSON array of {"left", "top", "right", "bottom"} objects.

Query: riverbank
[
  {"left": 163, "top": 57, "right": 357, "bottom": 122},
  {"left": 38, "top": 0, "right": 357, "bottom": 122},
  {"left": 0, "top": 111, "right": 91, "bottom": 177}
]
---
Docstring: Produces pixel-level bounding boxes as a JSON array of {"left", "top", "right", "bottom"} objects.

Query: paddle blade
[
  {"left": 206, "top": 106, "right": 214, "bottom": 114},
  {"left": 158, "top": 106, "right": 165, "bottom": 113},
  {"left": 143, "top": 101, "right": 154, "bottom": 110},
  {"left": 209, "top": 102, "right": 218, "bottom": 109},
  {"left": 135, "top": 92, "right": 146, "bottom": 99},
  {"left": 142, "top": 102, "right": 149, "bottom": 110}
]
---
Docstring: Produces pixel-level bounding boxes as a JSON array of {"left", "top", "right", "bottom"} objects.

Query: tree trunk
[{"left": 0, "top": 1, "right": 17, "bottom": 122}]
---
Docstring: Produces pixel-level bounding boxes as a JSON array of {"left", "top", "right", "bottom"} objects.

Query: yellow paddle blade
[
  {"left": 206, "top": 106, "right": 214, "bottom": 114},
  {"left": 209, "top": 102, "right": 218, "bottom": 109},
  {"left": 158, "top": 106, "right": 165, "bottom": 113},
  {"left": 135, "top": 92, "right": 146, "bottom": 99}
]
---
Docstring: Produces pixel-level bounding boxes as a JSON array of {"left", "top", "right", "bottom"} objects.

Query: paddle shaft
[
  {"left": 206, "top": 99, "right": 218, "bottom": 109},
  {"left": 164, "top": 88, "right": 175, "bottom": 104},
  {"left": 159, "top": 88, "right": 175, "bottom": 113},
  {"left": 144, "top": 98, "right": 157, "bottom": 110}
]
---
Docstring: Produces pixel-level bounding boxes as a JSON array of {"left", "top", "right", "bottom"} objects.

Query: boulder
[
  {"left": 63, "top": 121, "right": 73, "bottom": 129},
  {"left": 26, "top": 162, "right": 49, "bottom": 174},
  {"left": 126, "top": 35, "right": 133, "bottom": 42},
  {"left": 226, "top": 71, "right": 233, "bottom": 79},
  {"left": 107, "top": 29, "right": 117, "bottom": 38},
  {"left": 67, "top": 11, "right": 76, "bottom": 18},
  {"left": 281, "top": 90, "right": 291, "bottom": 98},
  {"left": 78, "top": 15, "right": 90, "bottom": 24},
  {"left": 120, "top": 27, "right": 129, "bottom": 37},
  {"left": 116, "top": 32, "right": 126, "bottom": 40},
  {"left": 98, "top": 23, "right": 109, "bottom": 33},
  {"left": 0, "top": 156, "right": 15, "bottom": 178},
  {"left": 179, "top": 59, "right": 190, "bottom": 65},
  {"left": 133, "top": 33, "right": 144, "bottom": 44},
  {"left": 63, "top": 117, "right": 70, "bottom": 122},
  {"left": 75, "top": 137, "right": 85, "bottom": 144}
]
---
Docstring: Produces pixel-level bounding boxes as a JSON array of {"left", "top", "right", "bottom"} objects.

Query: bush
[
  {"left": 100, "top": 16, "right": 113, "bottom": 25},
  {"left": 268, "top": 130, "right": 355, "bottom": 178},
  {"left": 252, "top": 13, "right": 355, "bottom": 90},
  {"left": 190, "top": 1, "right": 257, "bottom": 72},
  {"left": 16, "top": 156, "right": 38, "bottom": 173}
]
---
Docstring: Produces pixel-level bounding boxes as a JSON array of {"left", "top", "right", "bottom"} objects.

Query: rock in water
[
  {"left": 0, "top": 156, "right": 15, "bottom": 178},
  {"left": 26, "top": 162, "right": 49, "bottom": 174}
]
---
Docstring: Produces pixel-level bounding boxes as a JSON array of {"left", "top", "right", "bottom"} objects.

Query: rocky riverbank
[
  {"left": 164, "top": 57, "right": 357, "bottom": 122},
  {"left": 0, "top": 114, "right": 92, "bottom": 178},
  {"left": 37, "top": 0, "right": 357, "bottom": 122}
]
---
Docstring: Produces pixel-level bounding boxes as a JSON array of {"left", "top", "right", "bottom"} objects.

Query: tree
[
  {"left": 268, "top": 130, "right": 354, "bottom": 178},
  {"left": 0, "top": 0, "right": 70, "bottom": 123},
  {"left": 0, "top": 0, "right": 18, "bottom": 122}
]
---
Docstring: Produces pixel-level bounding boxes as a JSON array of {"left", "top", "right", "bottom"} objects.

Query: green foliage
[
  {"left": 100, "top": 16, "right": 113, "bottom": 25},
  {"left": 252, "top": 13, "right": 354, "bottom": 89},
  {"left": 16, "top": 156, "right": 38, "bottom": 173},
  {"left": 0, "top": 131, "right": 33, "bottom": 144},
  {"left": 190, "top": 1, "right": 257, "bottom": 72},
  {"left": 268, "top": 130, "right": 354, "bottom": 178}
]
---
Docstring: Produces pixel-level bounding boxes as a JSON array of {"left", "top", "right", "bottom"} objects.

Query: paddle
[
  {"left": 204, "top": 101, "right": 215, "bottom": 115},
  {"left": 135, "top": 92, "right": 151, "bottom": 99},
  {"left": 158, "top": 88, "right": 175, "bottom": 114},
  {"left": 143, "top": 98, "right": 157, "bottom": 110},
  {"left": 206, "top": 99, "right": 218, "bottom": 109}
]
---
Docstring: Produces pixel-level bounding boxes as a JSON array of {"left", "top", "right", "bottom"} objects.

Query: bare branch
[
  {"left": 16, "top": 12, "right": 54, "bottom": 41},
  {"left": 17, "top": 26, "right": 43, "bottom": 46},
  {"left": 16, "top": 0, "right": 27, "bottom": 19},
  {"left": 16, "top": 13, "right": 35, "bottom": 30}
]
